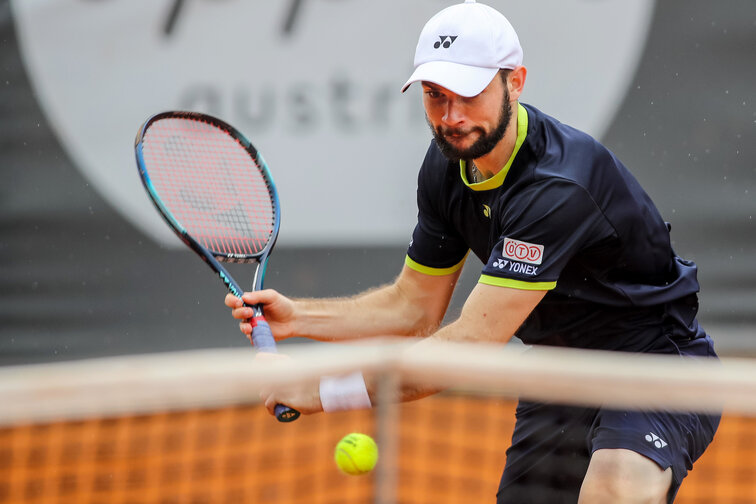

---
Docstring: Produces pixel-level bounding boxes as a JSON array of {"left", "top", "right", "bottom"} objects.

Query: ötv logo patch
[
  {"left": 434, "top": 36, "right": 457, "bottom": 49},
  {"left": 502, "top": 237, "right": 544, "bottom": 265}
]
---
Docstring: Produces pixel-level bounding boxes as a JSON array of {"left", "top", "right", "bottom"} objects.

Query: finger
[
  {"left": 264, "top": 393, "right": 278, "bottom": 416},
  {"left": 224, "top": 293, "right": 244, "bottom": 308},
  {"left": 240, "top": 321, "right": 253, "bottom": 336},
  {"left": 231, "top": 306, "right": 254, "bottom": 320},
  {"left": 241, "top": 288, "right": 277, "bottom": 306},
  {"left": 258, "top": 386, "right": 271, "bottom": 403}
]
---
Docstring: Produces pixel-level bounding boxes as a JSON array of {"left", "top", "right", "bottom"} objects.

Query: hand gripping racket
[{"left": 134, "top": 111, "right": 300, "bottom": 422}]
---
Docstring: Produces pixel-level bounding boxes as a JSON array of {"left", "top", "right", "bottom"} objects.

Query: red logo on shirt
[{"left": 503, "top": 237, "right": 544, "bottom": 265}]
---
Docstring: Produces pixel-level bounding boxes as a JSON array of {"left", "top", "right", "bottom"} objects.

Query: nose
[{"left": 442, "top": 97, "right": 465, "bottom": 126}]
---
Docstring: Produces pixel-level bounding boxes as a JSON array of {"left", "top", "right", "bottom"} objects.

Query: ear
[{"left": 507, "top": 66, "right": 527, "bottom": 101}]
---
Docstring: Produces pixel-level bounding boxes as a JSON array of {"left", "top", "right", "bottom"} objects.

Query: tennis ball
[{"left": 334, "top": 433, "right": 378, "bottom": 475}]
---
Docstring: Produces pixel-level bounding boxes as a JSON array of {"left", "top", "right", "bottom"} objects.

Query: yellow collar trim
[{"left": 460, "top": 103, "right": 528, "bottom": 191}]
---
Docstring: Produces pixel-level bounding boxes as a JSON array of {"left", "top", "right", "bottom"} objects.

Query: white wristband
[{"left": 319, "top": 371, "right": 372, "bottom": 412}]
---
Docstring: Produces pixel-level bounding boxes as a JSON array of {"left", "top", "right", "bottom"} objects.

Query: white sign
[{"left": 11, "top": 0, "right": 654, "bottom": 247}]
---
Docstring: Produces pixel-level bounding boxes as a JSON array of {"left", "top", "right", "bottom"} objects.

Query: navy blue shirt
[{"left": 406, "top": 103, "right": 705, "bottom": 351}]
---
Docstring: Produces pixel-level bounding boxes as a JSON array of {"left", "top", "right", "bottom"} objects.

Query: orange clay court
[{"left": 1, "top": 396, "right": 754, "bottom": 504}]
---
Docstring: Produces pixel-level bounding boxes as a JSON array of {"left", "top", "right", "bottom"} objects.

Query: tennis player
[{"left": 226, "top": 1, "right": 719, "bottom": 502}]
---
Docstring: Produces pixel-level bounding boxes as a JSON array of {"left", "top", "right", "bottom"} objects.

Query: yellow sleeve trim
[
  {"left": 405, "top": 253, "right": 468, "bottom": 276},
  {"left": 479, "top": 274, "right": 556, "bottom": 291}
]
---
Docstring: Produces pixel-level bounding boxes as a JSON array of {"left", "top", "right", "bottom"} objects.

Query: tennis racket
[{"left": 134, "top": 111, "right": 300, "bottom": 422}]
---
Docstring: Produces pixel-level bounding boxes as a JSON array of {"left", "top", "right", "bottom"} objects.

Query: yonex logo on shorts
[
  {"left": 502, "top": 237, "right": 544, "bottom": 265},
  {"left": 645, "top": 432, "right": 668, "bottom": 449},
  {"left": 434, "top": 36, "right": 458, "bottom": 49}
]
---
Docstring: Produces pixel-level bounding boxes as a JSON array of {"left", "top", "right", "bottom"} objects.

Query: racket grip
[
  {"left": 250, "top": 318, "right": 301, "bottom": 423},
  {"left": 250, "top": 317, "right": 277, "bottom": 352}
]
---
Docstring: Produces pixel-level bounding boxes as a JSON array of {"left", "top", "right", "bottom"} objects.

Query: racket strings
[{"left": 141, "top": 117, "right": 276, "bottom": 256}]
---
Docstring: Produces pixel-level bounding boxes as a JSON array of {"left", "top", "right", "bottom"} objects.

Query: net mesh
[{"left": 1, "top": 341, "right": 755, "bottom": 504}]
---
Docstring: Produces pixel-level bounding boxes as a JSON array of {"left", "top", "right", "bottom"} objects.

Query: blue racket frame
[{"left": 135, "top": 111, "right": 299, "bottom": 422}]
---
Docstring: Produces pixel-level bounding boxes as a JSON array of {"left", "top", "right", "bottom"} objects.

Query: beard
[{"left": 429, "top": 89, "right": 513, "bottom": 162}]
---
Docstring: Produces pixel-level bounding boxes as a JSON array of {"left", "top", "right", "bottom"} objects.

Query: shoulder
[
  {"left": 503, "top": 177, "right": 606, "bottom": 228},
  {"left": 521, "top": 103, "right": 624, "bottom": 186},
  {"left": 522, "top": 103, "right": 602, "bottom": 151}
]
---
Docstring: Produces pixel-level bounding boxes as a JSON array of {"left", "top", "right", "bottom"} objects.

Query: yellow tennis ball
[{"left": 334, "top": 433, "right": 378, "bottom": 475}]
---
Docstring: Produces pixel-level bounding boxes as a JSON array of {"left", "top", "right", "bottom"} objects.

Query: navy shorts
[{"left": 496, "top": 336, "right": 720, "bottom": 504}]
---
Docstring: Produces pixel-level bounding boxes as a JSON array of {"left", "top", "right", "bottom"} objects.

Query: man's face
[{"left": 422, "top": 75, "right": 512, "bottom": 161}]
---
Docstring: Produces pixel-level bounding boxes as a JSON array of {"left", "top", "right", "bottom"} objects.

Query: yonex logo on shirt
[
  {"left": 434, "top": 36, "right": 457, "bottom": 49},
  {"left": 491, "top": 258, "right": 538, "bottom": 276},
  {"left": 502, "top": 237, "right": 544, "bottom": 265},
  {"left": 645, "top": 432, "right": 668, "bottom": 449}
]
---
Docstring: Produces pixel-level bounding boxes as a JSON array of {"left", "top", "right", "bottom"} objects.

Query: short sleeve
[
  {"left": 405, "top": 147, "right": 469, "bottom": 275},
  {"left": 480, "top": 179, "right": 616, "bottom": 290}
]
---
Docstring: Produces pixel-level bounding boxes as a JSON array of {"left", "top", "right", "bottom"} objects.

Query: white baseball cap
[{"left": 402, "top": 0, "right": 523, "bottom": 97}]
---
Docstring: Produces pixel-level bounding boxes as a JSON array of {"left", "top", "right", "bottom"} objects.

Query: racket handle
[
  {"left": 274, "top": 403, "right": 300, "bottom": 422},
  {"left": 250, "top": 318, "right": 301, "bottom": 423},
  {"left": 250, "top": 317, "right": 277, "bottom": 352}
]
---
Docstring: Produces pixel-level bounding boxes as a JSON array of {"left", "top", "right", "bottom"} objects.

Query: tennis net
[{"left": 1, "top": 340, "right": 755, "bottom": 503}]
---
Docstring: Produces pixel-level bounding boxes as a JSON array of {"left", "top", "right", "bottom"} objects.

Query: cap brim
[{"left": 401, "top": 61, "right": 500, "bottom": 98}]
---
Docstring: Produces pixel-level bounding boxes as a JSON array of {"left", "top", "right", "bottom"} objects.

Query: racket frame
[{"left": 134, "top": 111, "right": 299, "bottom": 422}]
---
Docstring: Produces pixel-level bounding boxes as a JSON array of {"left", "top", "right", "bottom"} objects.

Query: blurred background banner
[
  {"left": 9, "top": 0, "right": 655, "bottom": 247},
  {"left": 1, "top": 0, "right": 754, "bottom": 363}
]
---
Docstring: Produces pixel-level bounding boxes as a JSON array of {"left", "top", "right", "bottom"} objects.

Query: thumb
[{"left": 241, "top": 289, "right": 278, "bottom": 306}]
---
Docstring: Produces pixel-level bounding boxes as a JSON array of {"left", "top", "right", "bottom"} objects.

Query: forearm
[
  {"left": 288, "top": 264, "right": 459, "bottom": 342},
  {"left": 264, "top": 282, "right": 546, "bottom": 417},
  {"left": 291, "top": 283, "right": 434, "bottom": 342},
  {"left": 282, "top": 319, "right": 505, "bottom": 417},
  {"left": 364, "top": 285, "right": 546, "bottom": 404},
  {"left": 364, "top": 320, "right": 489, "bottom": 405}
]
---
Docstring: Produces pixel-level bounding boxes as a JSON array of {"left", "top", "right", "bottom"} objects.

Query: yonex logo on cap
[
  {"left": 434, "top": 36, "right": 458, "bottom": 49},
  {"left": 401, "top": 1, "right": 523, "bottom": 97}
]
